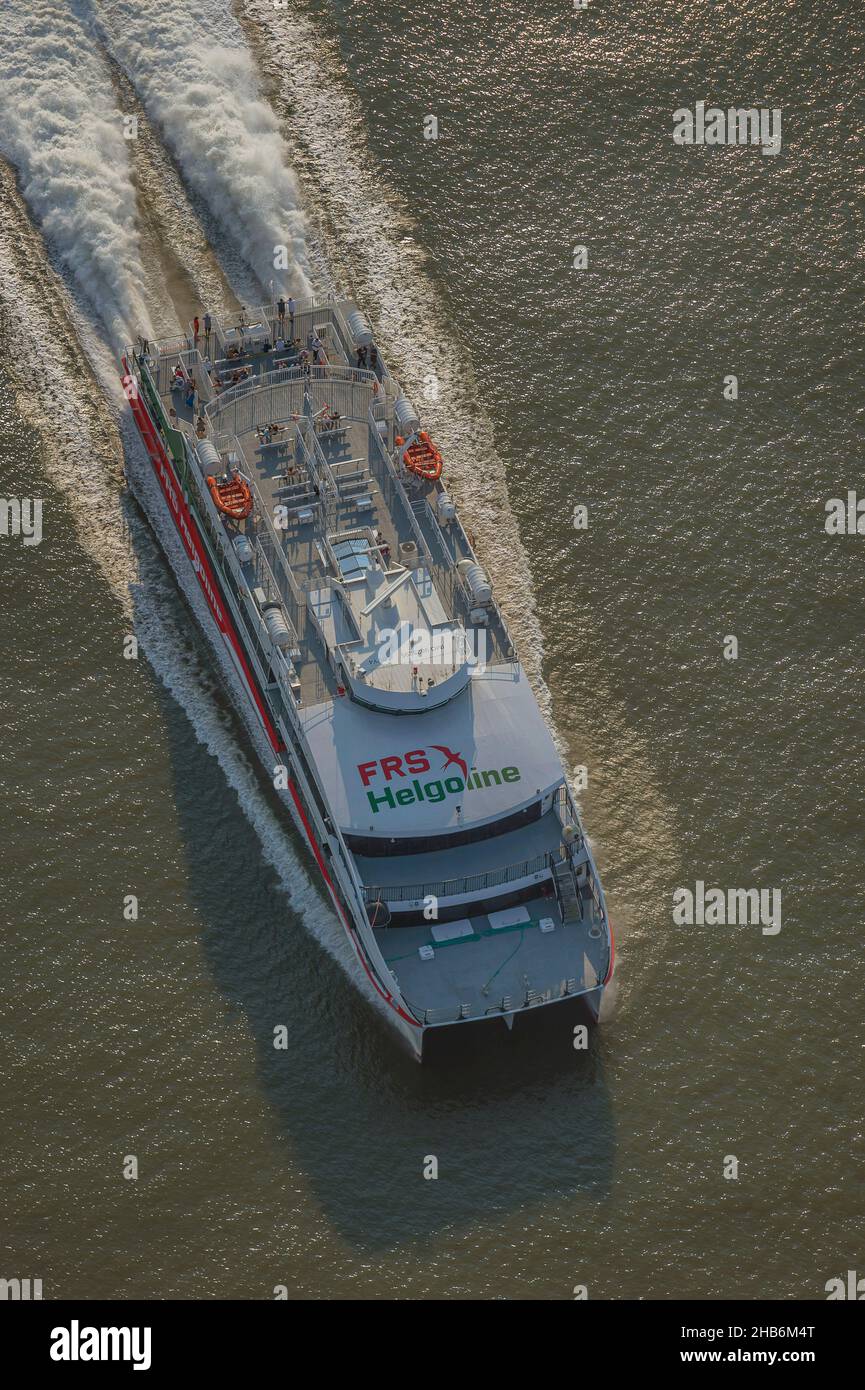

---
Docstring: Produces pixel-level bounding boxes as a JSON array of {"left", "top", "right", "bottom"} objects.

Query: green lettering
[{"left": 367, "top": 787, "right": 396, "bottom": 813}]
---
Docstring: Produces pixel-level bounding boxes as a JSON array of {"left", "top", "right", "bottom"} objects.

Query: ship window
[
  {"left": 345, "top": 798, "right": 543, "bottom": 857},
  {"left": 333, "top": 537, "right": 371, "bottom": 579}
]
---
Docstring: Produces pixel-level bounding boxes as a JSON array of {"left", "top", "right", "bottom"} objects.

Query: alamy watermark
[
  {"left": 0, "top": 497, "right": 43, "bottom": 545},
  {"left": 673, "top": 102, "right": 782, "bottom": 157},
  {"left": 0, "top": 1276, "right": 42, "bottom": 1299},
  {"left": 50, "top": 1323, "right": 151, "bottom": 1371},
  {"left": 825, "top": 492, "right": 865, "bottom": 534},
  {"left": 673, "top": 880, "right": 781, "bottom": 935},
  {"left": 374, "top": 622, "right": 488, "bottom": 675},
  {"left": 826, "top": 1270, "right": 865, "bottom": 1299}
]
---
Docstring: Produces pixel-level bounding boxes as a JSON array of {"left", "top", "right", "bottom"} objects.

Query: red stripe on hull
[{"left": 123, "top": 366, "right": 283, "bottom": 754}]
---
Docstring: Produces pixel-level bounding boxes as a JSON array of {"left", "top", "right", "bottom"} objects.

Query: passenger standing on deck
[
  {"left": 288, "top": 296, "right": 295, "bottom": 337},
  {"left": 369, "top": 344, "right": 379, "bottom": 375},
  {"left": 193, "top": 315, "right": 200, "bottom": 348},
  {"left": 277, "top": 297, "right": 286, "bottom": 334},
  {"left": 203, "top": 311, "right": 212, "bottom": 351},
  {"left": 357, "top": 344, "right": 367, "bottom": 369}
]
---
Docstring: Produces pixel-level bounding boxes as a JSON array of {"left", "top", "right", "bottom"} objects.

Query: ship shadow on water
[{"left": 157, "top": 679, "right": 615, "bottom": 1254}]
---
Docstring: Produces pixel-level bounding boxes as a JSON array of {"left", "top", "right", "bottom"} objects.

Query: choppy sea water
[{"left": 0, "top": 0, "right": 862, "bottom": 1298}]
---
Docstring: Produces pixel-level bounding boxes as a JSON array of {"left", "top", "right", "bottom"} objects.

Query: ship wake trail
[
  {"left": 0, "top": 154, "right": 364, "bottom": 1024},
  {"left": 87, "top": 0, "right": 312, "bottom": 301},
  {"left": 0, "top": 1, "right": 152, "bottom": 346}
]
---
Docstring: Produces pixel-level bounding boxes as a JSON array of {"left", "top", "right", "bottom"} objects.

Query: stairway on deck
[{"left": 553, "top": 858, "right": 583, "bottom": 923}]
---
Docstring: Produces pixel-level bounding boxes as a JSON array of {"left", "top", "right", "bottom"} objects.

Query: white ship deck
[
  {"left": 376, "top": 891, "right": 607, "bottom": 1026},
  {"left": 144, "top": 297, "right": 517, "bottom": 715}
]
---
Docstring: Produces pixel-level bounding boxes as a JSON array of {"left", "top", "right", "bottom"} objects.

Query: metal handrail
[
  {"left": 363, "top": 847, "right": 564, "bottom": 905},
  {"left": 554, "top": 782, "right": 584, "bottom": 835},
  {"left": 420, "top": 975, "right": 585, "bottom": 1025}
]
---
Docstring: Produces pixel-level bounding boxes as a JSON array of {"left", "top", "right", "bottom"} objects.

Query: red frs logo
[{"left": 356, "top": 745, "right": 468, "bottom": 786}]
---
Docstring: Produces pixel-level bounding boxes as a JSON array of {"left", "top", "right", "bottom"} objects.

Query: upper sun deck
[{"left": 133, "top": 295, "right": 517, "bottom": 717}]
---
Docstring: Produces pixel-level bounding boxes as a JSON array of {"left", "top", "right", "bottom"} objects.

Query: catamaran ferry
[{"left": 122, "top": 295, "right": 613, "bottom": 1058}]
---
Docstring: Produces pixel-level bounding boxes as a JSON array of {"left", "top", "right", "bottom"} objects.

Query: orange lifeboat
[
  {"left": 396, "top": 430, "right": 443, "bottom": 482},
  {"left": 206, "top": 472, "right": 253, "bottom": 520}
]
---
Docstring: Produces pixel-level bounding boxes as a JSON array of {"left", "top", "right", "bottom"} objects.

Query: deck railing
[
  {"left": 150, "top": 335, "right": 192, "bottom": 361},
  {"left": 553, "top": 782, "right": 584, "bottom": 838},
  {"left": 242, "top": 475, "right": 307, "bottom": 634},
  {"left": 153, "top": 347, "right": 198, "bottom": 395},
  {"left": 418, "top": 975, "right": 586, "bottom": 1025},
  {"left": 363, "top": 846, "right": 566, "bottom": 906},
  {"left": 207, "top": 367, "right": 377, "bottom": 436},
  {"left": 364, "top": 411, "right": 451, "bottom": 597}
]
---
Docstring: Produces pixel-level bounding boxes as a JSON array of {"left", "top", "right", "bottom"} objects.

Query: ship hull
[{"left": 123, "top": 354, "right": 611, "bottom": 1062}]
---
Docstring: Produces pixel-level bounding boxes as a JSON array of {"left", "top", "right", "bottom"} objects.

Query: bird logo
[{"left": 430, "top": 744, "right": 468, "bottom": 781}]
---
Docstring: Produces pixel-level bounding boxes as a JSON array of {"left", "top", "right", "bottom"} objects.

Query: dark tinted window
[{"left": 345, "top": 798, "right": 542, "bottom": 857}]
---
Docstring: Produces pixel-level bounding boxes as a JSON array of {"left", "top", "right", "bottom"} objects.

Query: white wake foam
[
  {"left": 0, "top": 1, "right": 152, "bottom": 346},
  {"left": 0, "top": 161, "right": 373, "bottom": 1021},
  {"left": 86, "top": 0, "right": 312, "bottom": 302}
]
